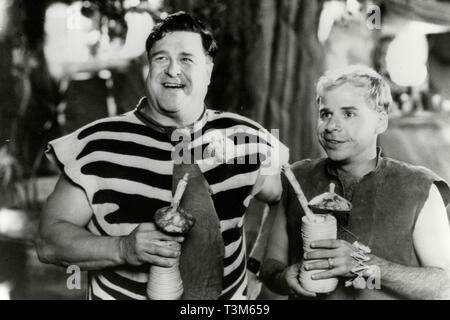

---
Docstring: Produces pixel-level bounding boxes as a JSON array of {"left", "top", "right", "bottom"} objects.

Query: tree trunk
[
  {"left": 166, "top": 0, "right": 324, "bottom": 161},
  {"left": 0, "top": 0, "right": 24, "bottom": 153}
]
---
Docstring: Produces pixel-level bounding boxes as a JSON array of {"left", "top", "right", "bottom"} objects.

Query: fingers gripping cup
[
  {"left": 282, "top": 165, "right": 340, "bottom": 294},
  {"left": 300, "top": 214, "right": 339, "bottom": 293},
  {"left": 147, "top": 241, "right": 184, "bottom": 300},
  {"left": 148, "top": 173, "right": 195, "bottom": 300}
]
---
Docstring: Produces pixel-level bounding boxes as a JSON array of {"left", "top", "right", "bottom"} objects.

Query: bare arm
[
  {"left": 255, "top": 137, "right": 290, "bottom": 204},
  {"left": 36, "top": 174, "right": 182, "bottom": 270},
  {"left": 255, "top": 173, "right": 283, "bottom": 204},
  {"left": 260, "top": 200, "right": 316, "bottom": 297},
  {"left": 259, "top": 200, "right": 289, "bottom": 294},
  {"left": 307, "top": 184, "right": 450, "bottom": 299}
]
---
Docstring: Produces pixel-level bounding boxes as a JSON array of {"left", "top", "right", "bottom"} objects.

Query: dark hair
[{"left": 145, "top": 11, "right": 218, "bottom": 59}]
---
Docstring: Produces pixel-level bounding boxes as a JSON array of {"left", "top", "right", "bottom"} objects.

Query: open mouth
[{"left": 162, "top": 82, "right": 185, "bottom": 89}]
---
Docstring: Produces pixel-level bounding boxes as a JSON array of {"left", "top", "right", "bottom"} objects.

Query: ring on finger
[{"left": 327, "top": 257, "right": 334, "bottom": 269}]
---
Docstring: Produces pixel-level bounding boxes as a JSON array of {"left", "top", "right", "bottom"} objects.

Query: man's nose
[
  {"left": 165, "top": 59, "right": 181, "bottom": 77},
  {"left": 325, "top": 115, "right": 342, "bottom": 132}
]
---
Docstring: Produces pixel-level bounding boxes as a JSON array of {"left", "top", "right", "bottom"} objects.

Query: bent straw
[{"left": 282, "top": 164, "right": 316, "bottom": 221}]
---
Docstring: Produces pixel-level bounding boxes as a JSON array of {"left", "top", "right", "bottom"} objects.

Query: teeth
[{"left": 163, "top": 83, "right": 183, "bottom": 88}]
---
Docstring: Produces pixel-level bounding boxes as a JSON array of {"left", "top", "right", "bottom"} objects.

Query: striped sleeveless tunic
[{"left": 46, "top": 99, "right": 287, "bottom": 300}]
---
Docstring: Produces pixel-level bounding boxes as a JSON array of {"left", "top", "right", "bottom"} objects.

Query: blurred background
[{"left": 0, "top": 0, "right": 450, "bottom": 300}]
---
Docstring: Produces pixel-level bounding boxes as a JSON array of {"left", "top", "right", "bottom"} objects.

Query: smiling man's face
[
  {"left": 145, "top": 31, "right": 213, "bottom": 126},
  {"left": 317, "top": 83, "right": 387, "bottom": 164}
]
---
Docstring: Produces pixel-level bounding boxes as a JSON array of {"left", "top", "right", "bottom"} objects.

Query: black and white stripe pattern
[{"left": 47, "top": 105, "right": 286, "bottom": 300}]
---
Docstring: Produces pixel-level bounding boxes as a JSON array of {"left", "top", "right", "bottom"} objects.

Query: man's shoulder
[
  {"left": 49, "top": 111, "right": 139, "bottom": 146},
  {"left": 80, "top": 110, "right": 138, "bottom": 129},
  {"left": 74, "top": 111, "right": 139, "bottom": 136},
  {"left": 382, "top": 157, "right": 444, "bottom": 181},
  {"left": 206, "top": 109, "right": 265, "bottom": 131},
  {"left": 382, "top": 157, "right": 450, "bottom": 206}
]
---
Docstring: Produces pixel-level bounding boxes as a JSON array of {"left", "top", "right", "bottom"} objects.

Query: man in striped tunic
[{"left": 36, "top": 12, "right": 288, "bottom": 300}]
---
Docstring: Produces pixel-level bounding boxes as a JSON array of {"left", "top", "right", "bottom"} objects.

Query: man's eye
[
  {"left": 320, "top": 112, "right": 332, "bottom": 119},
  {"left": 181, "top": 57, "right": 193, "bottom": 63},
  {"left": 344, "top": 111, "right": 356, "bottom": 118},
  {"left": 153, "top": 56, "right": 167, "bottom": 62}
]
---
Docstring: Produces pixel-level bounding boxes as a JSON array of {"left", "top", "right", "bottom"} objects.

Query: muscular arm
[
  {"left": 36, "top": 174, "right": 181, "bottom": 270},
  {"left": 36, "top": 175, "right": 123, "bottom": 269},
  {"left": 371, "top": 184, "right": 450, "bottom": 299}
]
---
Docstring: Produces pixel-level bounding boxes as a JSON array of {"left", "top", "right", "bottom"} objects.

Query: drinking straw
[
  {"left": 329, "top": 182, "right": 335, "bottom": 193},
  {"left": 172, "top": 173, "right": 189, "bottom": 209},
  {"left": 282, "top": 164, "right": 316, "bottom": 221}
]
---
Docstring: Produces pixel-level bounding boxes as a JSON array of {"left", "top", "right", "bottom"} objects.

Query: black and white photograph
[{"left": 1, "top": 0, "right": 450, "bottom": 304}]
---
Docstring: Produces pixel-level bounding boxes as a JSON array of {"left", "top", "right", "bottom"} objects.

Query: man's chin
[
  {"left": 158, "top": 104, "right": 184, "bottom": 114},
  {"left": 324, "top": 149, "right": 349, "bottom": 162},
  {"left": 162, "top": 107, "right": 183, "bottom": 114}
]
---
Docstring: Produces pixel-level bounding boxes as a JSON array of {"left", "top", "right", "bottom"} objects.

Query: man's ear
[{"left": 375, "top": 111, "right": 388, "bottom": 134}]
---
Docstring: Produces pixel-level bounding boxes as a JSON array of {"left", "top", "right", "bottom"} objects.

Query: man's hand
[
  {"left": 283, "top": 263, "right": 317, "bottom": 298},
  {"left": 118, "top": 223, "right": 184, "bottom": 267},
  {"left": 303, "top": 239, "right": 360, "bottom": 279}
]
